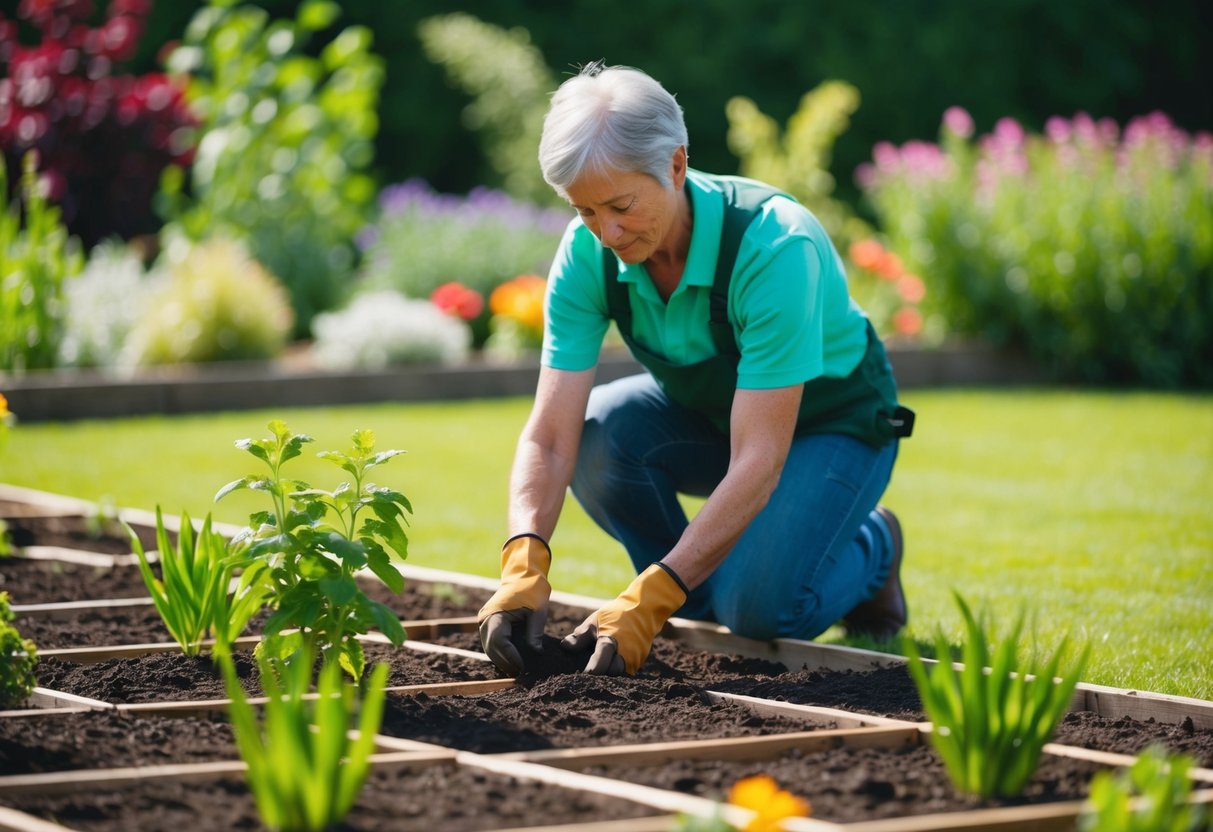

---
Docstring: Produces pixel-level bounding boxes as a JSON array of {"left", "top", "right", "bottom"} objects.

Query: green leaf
[
  {"left": 322, "top": 533, "right": 367, "bottom": 569},
  {"left": 366, "top": 449, "right": 405, "bottom": 468},
  {"left": 367, "top": 600, "right": 405, "bottom": 645},
  {"left": 297, "top": 0, "right": 340, "bottom": 32},
  {"left": 215, "top": 475, "right": 261, "bottom": 503},
  {"left": 235, "top": 437, "right": 272, "bottom": 464},
  {"left": 365, "top": 544, "right": 404, "bottom": 594},
  {"left": 359, "top": 517, "right": 408, "bottom": 561},
  {"left": 337, "top": 637, "right": 365, "bottom": 681},
  {"left": 318, "top": 575, "right": 358, "bottom": 606},
  {"left": 298, "top": 551, "right": 339, "bottom": 579}
]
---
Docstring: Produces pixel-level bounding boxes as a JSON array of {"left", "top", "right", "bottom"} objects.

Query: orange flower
[
  {"left": 0, "top": 393, "right": 8, "bottom": 417},
  {"left": 873, "top": 251, "right": 903, "bottom": 281},
  {"left": 728, "top": 775, "right": 810, "bottom": 832},
  {"left": 848, "top": 239, "right": 885, "bottom": 272},
  {"left": 893, "top": 306, "right": 924, "bottom": 336},
  {"left": 489, "top": 275, "right": 546, "bottom": 333},
  {"left": 896, "top": 273, "right": 926, "bottom": 303},
  {"left": 431, "top": 281, "right": 484, "bottom": 321}
]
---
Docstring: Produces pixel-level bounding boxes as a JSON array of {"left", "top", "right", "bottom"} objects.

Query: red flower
[
  {"left": 431, "top": 282, "right": 485, "bottom": 322},
  {"left": 893, "top": 307, "right": 923, "bottom": 337},
  {"left": 896, "top": 273, "right": 926, "bottom": 303}
]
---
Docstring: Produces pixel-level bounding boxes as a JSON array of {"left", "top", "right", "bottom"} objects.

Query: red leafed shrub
[{"left": 0, "top": 0, "right": 196, "bottom": 248}]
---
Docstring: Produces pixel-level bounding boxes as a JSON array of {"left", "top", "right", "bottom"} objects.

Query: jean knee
[{"left": 716, "top": 586, "right": 836, "bottom": 642}]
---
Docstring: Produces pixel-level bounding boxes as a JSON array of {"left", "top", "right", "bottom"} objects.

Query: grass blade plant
[
  {"left": 128, "top": 509, "right": 233, "bottom": 656},
  {"left": 0, "top": 591, "right": 37, "bottom": 707},
  {"left": 1079, "top": 745, "right": 1211, "bottom": 832},
  {"left": 904, "top": 592, "right": 1090, "bottom": 799},
  {"left": 220, "top": 647, "right": 389, "bottom": 832},
  {"left": 217, "top": 420, "right": 412, "bottom": 679}
]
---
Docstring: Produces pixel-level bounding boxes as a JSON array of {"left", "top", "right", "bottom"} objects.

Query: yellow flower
[
  {"left": 728, "top": 775, "right": 811, "bottom": 832},
  {"left": 489, "top": 275, "right": 546, "bottom": 334},
  {"left": 0, "top": 393, "right": 8, "bottom": 417}
]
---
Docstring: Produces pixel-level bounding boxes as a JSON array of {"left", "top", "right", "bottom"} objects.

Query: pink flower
[
  {"left": 942, "top": 106, "right": 974, "bottom": 139},
  {"left": 872, "top": 141, "right": 900, "bottom": 171},
  {"left": 993, "top": 117, "right": 1025, "bottom": 148},
  {"left": 893, "top": 307, "right": 923, "bottom": 337},
  {"left": 1045, "top": 116, "right": 1071, "bottom": 144}
]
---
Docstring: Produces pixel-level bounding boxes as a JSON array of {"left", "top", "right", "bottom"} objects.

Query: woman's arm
[
  {"left": 661, "top": 383, "right": 803, "bottom": 587},
  {"left": 507, "top": 365, "right": 597, "bottom": 541}
]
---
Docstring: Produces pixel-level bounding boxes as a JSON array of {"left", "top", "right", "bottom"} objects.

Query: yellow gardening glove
[
  {"left": 477, "top": 534, "right": 552, "bottom": 676},
  {"left": 560, "top": 563, "right": 688, "bottom": 675}
]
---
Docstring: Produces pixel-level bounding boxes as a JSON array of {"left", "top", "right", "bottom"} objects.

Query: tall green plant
[
  {"left": 726, "top": 80, "right": 871, "bottom": 250},
  {"left": 904, "top": 593, "right": 1089, "bottom": 799},
  {"left": 417, "top": 13, "right": 557, "bottom": 205},
  {"left": 0, "top": 591, "right": 37, "bottom": 707},
  {"left": 1080, "top": 745, "right": 1211, "bottom": 832},
  {"left": 161, "top": 0, "right": 384, "bottom": 336},
  {"left": 217, "top": 421, "right": 410, "bottom": 679},
  {"left": 221, "top": 647, "right": 388, "bottom": 832},
  {"left": 128, "top": 508, "right": 269, "bottom": 656},
  {"left": 0, "top": 152, "right": 84, "bottom": 373}
]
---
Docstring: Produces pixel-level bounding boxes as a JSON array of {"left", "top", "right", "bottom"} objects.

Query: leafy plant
[
  {"left": 0, "top": 591, "right": 37, "bottom": 707},
  {"left": 128, "top": 507, "right": 267, "bottom": 656},
  {"left": 0, "top": 150, "right": 84, "bottom": 373},
  {"left": 0, "top": 0, "right": 196, "bottom": 247},
  {"left": 726, "top": 80, "right": 871, "bottom": 252},
  {"left": 1080, "top": 744, "right": 1211, "bottom": 832},
  {"left": 904, "top": 592, "right": 1090, "bottom": 799},
  {"left": 221, "top": 646, "right": 388, "bottom": 832},
  {"left": 217, "top": 420, "right": 410, "bottom": 679},
  {"left": 120, "top": 237, "right": 294, "bottom": 367},
  {"left": 161, "top": 0, "right": 384, "bottom": 336},
  {"left": 357, "top": 178, "right": 567, "bottom": 314},
  {"left": 859, "top": 109, "right": 1213, "bottom": 387},
  {"left": 416, "top": 13, "right": 557, "bottom": 205}
]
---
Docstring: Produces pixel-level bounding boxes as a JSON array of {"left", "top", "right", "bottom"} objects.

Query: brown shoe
[{"left": 843, "top": 506, "right": 907, "bottom": 640}]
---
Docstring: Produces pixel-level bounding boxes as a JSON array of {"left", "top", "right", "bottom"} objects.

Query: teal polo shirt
[{"left": 542, "top": 169, "right": 869, "bottom": 389}]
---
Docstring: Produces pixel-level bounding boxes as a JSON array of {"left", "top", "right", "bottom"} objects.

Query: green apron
[{"left": 602, "top": 179, "right": 914, "bottom": 448}]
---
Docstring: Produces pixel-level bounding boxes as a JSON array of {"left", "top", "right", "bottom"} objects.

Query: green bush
[
  {"left": 160, "top": 0, "right": 383, "bottom": 336},
  {"left": 859, "top": 109, "right": 1213, "bottom": 387},
  {"left": 1080, "top": 745, "right": 1211, "bottom": 832},
  {"left": 357, "top": 179, "right": 568, "bottom": 302},
  {"left": 417, "top": 13, "right": 557, "bottom": 206},
  {"left": 122, "top": 238, "right": 293, "bottom": 366},
  {"left": 0, "top": 152, "right": 84, "bottom": 374},
  {"left": 0, "top": 591, "right": 37, "bottom": 707}
]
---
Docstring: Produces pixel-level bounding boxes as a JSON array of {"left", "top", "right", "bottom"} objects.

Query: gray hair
[{"left": 538, "top": 61, "right": 689, "bottom": 197}]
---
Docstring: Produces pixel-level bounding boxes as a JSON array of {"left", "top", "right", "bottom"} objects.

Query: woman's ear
[{"left": 670, "top": 145, "right": 688, "bottom": 189}]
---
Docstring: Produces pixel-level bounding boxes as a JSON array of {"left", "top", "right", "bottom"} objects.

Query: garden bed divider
[
  {"left": 11, "top": 598, "right": 153, "bottom": 619},
  {"left": 26, "top": 689, "right": 109, "bottom": 711},
  {"left": 704, "top": 691, "right": 923, "bottom": 729},
  {"left": 0, "top": 806, "right": 72, "bottom": 832}
]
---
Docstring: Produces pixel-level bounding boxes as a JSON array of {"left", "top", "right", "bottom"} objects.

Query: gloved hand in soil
[
  {"left": 560, "top": 563, "right": 687, "bottom": 675},
  {"left": 477, "top": 533, "right": 552, "bottom": 677}
]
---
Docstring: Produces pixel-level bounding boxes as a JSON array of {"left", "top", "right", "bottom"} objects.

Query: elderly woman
[{"left": 477, "top": 62, "right": 914, "bottom": 676}]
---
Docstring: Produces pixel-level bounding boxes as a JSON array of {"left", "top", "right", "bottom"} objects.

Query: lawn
[{"left": 1, "top": 389, "right": 1210, "bottom": 699}]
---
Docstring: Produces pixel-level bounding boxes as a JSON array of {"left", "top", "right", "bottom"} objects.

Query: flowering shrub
[
  {"left": 847, "top": 238, "right": 930, "bottom": 342},
  {"left": 358, "top": 179, "right": 567, "bottom": 305},
  {"left": 0, "top": 0, "right": 196, "bottom": 247},
  {"left": 121, "top": 237, "right": 293, "bottom": 367},
  {"left": 858, "top": 108, "right": 1213, "bottom": 387},
  {"left": 484, "top": 274, "right": 546, "bottom": 360},
  {"left": 161, "top": 0, "right": 383, "bottom": 337},
  {"left": 310, "top": 290, "right": 471, "bottom": 371},
  {"left": 58, "top": 240, "right": 151, "bottom": 368}
]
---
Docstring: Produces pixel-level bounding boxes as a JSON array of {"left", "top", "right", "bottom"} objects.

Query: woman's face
[{"left": 564, "top": 148, "right": 687, "bottom": 265}]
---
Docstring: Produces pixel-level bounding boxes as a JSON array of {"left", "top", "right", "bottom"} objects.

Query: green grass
[{"left": 1, "top": 390, "right": 1210, "bottom": 700}]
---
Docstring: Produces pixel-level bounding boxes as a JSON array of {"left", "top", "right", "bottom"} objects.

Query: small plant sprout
[
  {"left": 1080, "top": 745, "right": 1212, "bottom": 832},
  {"left": 904, "top": 592, "right": 1090, "bottom": 799},
  {"left": 0, "top": 591, "right": 38, "bottom": 707},
  {"left": 220, "top": 647, "right": 389, "bottom": 832},
  {"left": 128, "top": 508, "right": 256, "bottom": 656},
  {"left": 217, "top": 421, "right": 412, "bottom": 679}
]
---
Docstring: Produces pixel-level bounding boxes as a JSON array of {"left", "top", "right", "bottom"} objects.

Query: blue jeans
[{"left": 571, "top": 373, "right": 899, "bottom": 641}]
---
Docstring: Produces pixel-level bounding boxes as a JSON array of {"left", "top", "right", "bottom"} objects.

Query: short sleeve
[{"left": 541, "top": 220, "right": 611, "bottom": 371}]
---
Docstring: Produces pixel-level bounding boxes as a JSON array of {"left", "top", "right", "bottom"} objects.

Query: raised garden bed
[{"left": 3, "top": 486, "right": 1213, "bottom": 831}]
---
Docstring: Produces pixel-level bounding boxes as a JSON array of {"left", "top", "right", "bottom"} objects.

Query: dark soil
[
  {"left": 1, "top": 764, "right": 664, "bottom": 831},
  {"left": 0, "top": 711, "right": 236, "bottom": 775},
  {"left": 1, "top": 559, "right": 153, "bottom": 604},
  {"left": 710, "top": 663, "right": 927, "bottom": 721},
  {"left": 588, "top": 742, "right": 1106, "bottom": 824},
  {"left": 17, "top": 606, "right": 210, "bottom": 649},
  {"left": 32, "top": 645, "right": 498, "bottom": 704},
  {"left": 1053, "top": 712, "right": 1213, "bottom": 767},
  {"left": 0, "top": 511, "right": 161, "bottom": 555}
]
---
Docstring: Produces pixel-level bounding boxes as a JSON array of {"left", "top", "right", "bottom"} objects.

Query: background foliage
[{"left": 112, "top": 0, "right": 1212, "bottom": 205}]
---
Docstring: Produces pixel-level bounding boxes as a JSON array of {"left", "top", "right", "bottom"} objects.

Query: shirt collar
[{"left": 614, "top": 169, "right": 722, "bottom": 291}]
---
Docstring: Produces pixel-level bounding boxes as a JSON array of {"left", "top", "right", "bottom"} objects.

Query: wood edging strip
[
  {"left": 705, "top": 690, "right": 924, "bottom": 729},
  {"left": 28, "top": 689, "right": 111, "bottom": 711},
  {"left": 0, "top": 805, "right": 74, "bottom": 832},
  {"left": 12, "top": 598, "right": 154, "bottom": 618},
  {"left": 494, "top": 725, "right": 920, "bottom": 768}
]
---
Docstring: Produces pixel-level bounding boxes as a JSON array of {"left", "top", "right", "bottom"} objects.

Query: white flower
[{"left": 310, "top": 290, "right": 471, "bottom": 371}]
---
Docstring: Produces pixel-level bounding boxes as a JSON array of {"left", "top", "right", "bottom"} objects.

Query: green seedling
[
  {"left": 1080, "top": 745, "right": 1212, "bottom": 832},
  {"left": 0, "top": 591, "right": 37, "bottom": 707},
  {"left": 221, "top": 647, "right": 389, "bottom": 832},
  {"left": 905, "top": 592, "right": 1089, "bottom": 799}
]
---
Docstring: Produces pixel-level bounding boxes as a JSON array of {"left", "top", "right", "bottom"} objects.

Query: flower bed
[{"left": 3, "top": 488, "right": 1213, "bottom": 831}]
